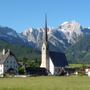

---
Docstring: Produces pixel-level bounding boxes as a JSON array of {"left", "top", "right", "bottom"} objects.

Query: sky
[{"left": 0, "top": 0, "right": 90, "bottom": 32}]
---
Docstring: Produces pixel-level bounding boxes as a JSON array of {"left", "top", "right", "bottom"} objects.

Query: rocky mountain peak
[{"left": 60, "top": 21, "right": 81, "bottom": 31}]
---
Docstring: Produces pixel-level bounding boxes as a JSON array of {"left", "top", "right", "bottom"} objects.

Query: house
[
  {"left": 0, "top": 49, "right": 18, "bottom": 77},
  {"left": 40, "top": 16, "right": 68, "bottom": 75},
  {"left": 85, "top": 66, "right": 90, "bottom": 76}
]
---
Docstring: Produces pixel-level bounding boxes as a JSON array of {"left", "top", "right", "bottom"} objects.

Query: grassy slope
[
  {"left": 0, "top": 40, "right": 40, "bottom": 61},
  {"left": 0, "top": 76, "right": 90, "bottom": 90},
  {"left": 66, "top": 35, "right": 90, "bottom": 64}
]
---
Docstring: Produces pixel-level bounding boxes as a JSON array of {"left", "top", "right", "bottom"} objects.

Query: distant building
[
  {"left": 0, "top": 49, "right": 18, "bottom": 77},
  {"left": 85, "top": 66, "right": 90, "bottom": 76},
  {"left": 40, "top": 16, "right": 68, "bottom": 75}
]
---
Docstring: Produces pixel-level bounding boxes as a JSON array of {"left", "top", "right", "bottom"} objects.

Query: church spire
[
  {"left": 40, "top": 15, "right": 49, "bottom": 70},
  {"left": 44, "top": 14, "right": 48, "bottom": 43}
]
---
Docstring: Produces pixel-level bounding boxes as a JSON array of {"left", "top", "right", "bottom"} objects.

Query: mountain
[
  {"left": 0, "top": 26, "right": 29, "bottom": 46},
  {"left": 0, "top": 21, "right": 84, "bottom": 52},
  {"left": 82, "top": 27, "right": 90, "bottom": 35},
  {"left": 66, "top": 35, "right": 90, "bottom": 64},
  {"left": 0, "top": 21, "right": 89, "bottom": 51},
  {"left": 1, "top": 21, "right": 90, "bottom": 63},
  {"left": 21, "top": 21, "right": 83, "bottom": 51}
]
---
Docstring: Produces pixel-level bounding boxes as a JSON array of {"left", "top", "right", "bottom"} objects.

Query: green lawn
[{"left": 0, "top": 76, "right": 90, "bottom": 90}]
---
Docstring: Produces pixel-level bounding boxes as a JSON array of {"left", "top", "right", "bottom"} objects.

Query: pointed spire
[{"left": 44, "top": 14, "right": 48, "bottom": 42}]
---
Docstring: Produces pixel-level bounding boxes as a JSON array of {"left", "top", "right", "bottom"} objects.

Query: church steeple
[
  {"left": 44, "top": 14, "right": 48, "bottom": 43},
  {"left": 40, "top": 15, "right": 49, "bottom": 70}
]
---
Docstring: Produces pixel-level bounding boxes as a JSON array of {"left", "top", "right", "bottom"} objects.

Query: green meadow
[{"left": 0, "top": 76, "right": 90, "bottom": 90}]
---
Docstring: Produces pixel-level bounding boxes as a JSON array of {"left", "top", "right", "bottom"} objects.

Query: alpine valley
[{"left": 0, "top": 21, "right": 90, "bottom": 63}]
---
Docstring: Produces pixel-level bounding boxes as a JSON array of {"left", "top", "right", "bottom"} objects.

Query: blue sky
[{"left": 0, "top": 0, "right": 90, "bottom": 32}]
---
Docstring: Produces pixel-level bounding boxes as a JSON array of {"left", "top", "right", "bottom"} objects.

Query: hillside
[
  {"left": 0, "top": 40, "right": 40, "bottom": 61},
  {"left": 66, "top": 35, "right": 90, "bottom": 64},
  {"left": 1, "top": 35, "right": 90, "bottom": 64}
]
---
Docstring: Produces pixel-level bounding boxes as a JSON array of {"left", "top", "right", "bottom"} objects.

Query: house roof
[
  {"left": 49, "top": 51, "right": 68, "bottom": 67},
  {"left": 0, "top": 50, "right": 16, "bottom": 64}
]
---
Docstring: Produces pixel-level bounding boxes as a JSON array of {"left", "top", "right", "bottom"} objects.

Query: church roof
[{"left": 49, "top": 51, "right": 68, "bottom": 67}]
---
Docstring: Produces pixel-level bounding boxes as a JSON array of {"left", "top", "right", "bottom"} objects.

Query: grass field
[{"left": 0, "top": 76, "right": 90, "bottom": 90}]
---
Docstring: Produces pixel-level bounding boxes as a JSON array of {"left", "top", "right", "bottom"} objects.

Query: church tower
[{"left": 40, "top": 15, "right": 49, "bottom": 70}]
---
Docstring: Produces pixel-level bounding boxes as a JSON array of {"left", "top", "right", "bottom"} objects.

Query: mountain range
[
  {"left": 0, "top": 21, "right": 90, "bottom": 63},
  {"left": 0, "top": 21, "right": 86, "bottom": 50}
]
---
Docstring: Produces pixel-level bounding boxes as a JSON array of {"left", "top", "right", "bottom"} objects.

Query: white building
[
  {"left": 40, "top": 16, "right": 68, "bottom": 75},
  {"left": 0, "top": 49, "right": 18, "bottom": 77},
  {"left": 85, "top": 66, "right": 90, "bottom": 76}
]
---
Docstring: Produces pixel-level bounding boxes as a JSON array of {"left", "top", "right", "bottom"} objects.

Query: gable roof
[
  {"left": 0, "top": 50, "right": 16, "bottom": 64},
  {"left": 49, "top": 51, "right": 68, "bottom": 67}
]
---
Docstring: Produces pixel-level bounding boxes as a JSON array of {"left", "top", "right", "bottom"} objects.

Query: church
[{"left": 40, "top": 16, "right": 68, "bottom": 75}]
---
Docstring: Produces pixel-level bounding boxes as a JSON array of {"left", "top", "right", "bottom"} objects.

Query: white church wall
[{"left": 49, "top": 58, "right": 54, "bottom": 75}]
